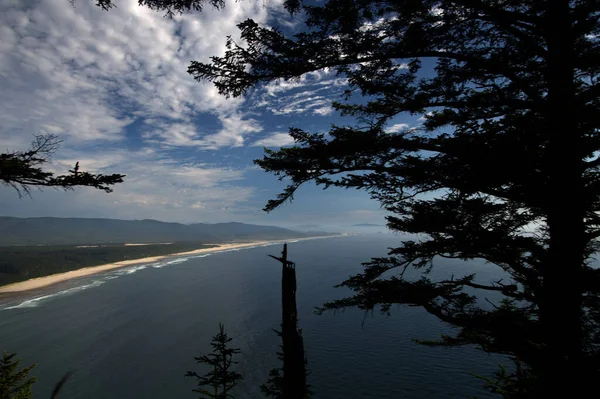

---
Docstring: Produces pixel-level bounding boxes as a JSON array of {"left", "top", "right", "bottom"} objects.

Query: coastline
[{"left": 0, "top": 235, "right": 343, "bottom": 294}]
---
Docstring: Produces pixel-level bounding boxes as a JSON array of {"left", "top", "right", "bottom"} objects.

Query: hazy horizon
[{"left": 0, "top": 214, "right": 392, "bottom": 235}]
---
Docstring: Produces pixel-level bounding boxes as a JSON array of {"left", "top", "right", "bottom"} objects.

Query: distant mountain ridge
[
  {"left": 352, "top": 223, "right": 384, "bottom": 227},
  {"left": 0, "top": 217, "right": 332, "bottom": 246}
]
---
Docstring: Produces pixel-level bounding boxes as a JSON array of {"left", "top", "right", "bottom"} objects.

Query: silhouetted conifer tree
[
  {"left": 1, "top": 134, "right": 124, "bottom": 197},
  {"left": 186, "top": 323, "right": 243, "bottom": 399},
  {"left": 0, "top": 352, "right": 36, "bottom": 399}
]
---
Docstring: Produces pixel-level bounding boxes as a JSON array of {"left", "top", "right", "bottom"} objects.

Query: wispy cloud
[
  {"left": 0, "top": 0, "right": 269, "bottom": 149},
  {"left": 386, "top": 123, "right": 409, "bottom": 133},
  {"left": 251, "top": 132, "right": 295, "bottom": 147},
  {"left": 201, "top": 113, "right": 264, "bottom": 149},
  {"left": 252, "top": 69, "right": 347, "bottom": 116},
  {"left": 143, "top": 113, "right": 263, "bottom": 149}
]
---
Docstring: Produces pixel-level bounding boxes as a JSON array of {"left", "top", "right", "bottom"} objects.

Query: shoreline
[{"left": 0, "top": 235, "right": 343, "bottom": 294}]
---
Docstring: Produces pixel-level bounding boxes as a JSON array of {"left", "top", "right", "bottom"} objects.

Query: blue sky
[{"left": 0, "top": 0, "right": 424, "bottom": 230}]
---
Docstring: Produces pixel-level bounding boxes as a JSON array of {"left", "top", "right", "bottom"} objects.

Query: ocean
[{"left": 0, "top": 235, "right": 505, "bottom": 398}]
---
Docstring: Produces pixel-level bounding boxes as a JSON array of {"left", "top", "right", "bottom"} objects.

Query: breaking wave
[{"left": 3, "top": 280, "right": 106, "bottom": 309}]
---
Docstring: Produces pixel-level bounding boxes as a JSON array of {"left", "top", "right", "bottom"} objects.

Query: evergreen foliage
[
  {"left": 186, "top": 323, "right": 243, "bottom": 399},
  {"left": 0, "top": 353, "right": 36, "bottom": 399},
  {"left": 0, "top": 134, "right": 124, "bottom": 198}
]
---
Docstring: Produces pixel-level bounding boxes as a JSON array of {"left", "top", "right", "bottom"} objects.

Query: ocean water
[{"left": 0, "top": 235, "right": 505, "bottom": 398}]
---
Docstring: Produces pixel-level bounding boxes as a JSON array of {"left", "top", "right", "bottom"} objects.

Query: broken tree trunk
[{"left": 268, "top": 244, "right": 308, "bottom": 399}]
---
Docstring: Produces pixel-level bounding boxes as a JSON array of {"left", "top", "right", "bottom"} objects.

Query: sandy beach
[
  {"left": 0, "top": 235, "right": 344, "bottom": 295},
  {"left": 0, "top": 240, "right": 274, "bottom": 294}
]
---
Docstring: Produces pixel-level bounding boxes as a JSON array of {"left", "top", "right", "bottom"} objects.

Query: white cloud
[
  {"left": 271, "top": 96, "right": 332, "bottom": 115},
  {"left": 201, "top": 113, "right": 263, "bottom": 149},
  {"left": 313, "top": 106, "right": 333, "bottom": 116},
  {"left": 142, "top": 120, "right": 205, "bottom": 147},
  {"left": 262, "top": 70, "right": 343, "bottom": 96},
  {"left": 143, "top": 113, "right": 263, "bottom": 149},
  {"left": 252, "top": 69, "right": 347, "bottom": 116},
  {"left": 252, "top": 132, "right": 295, "bottom": 147},
  {"left": 386, "top": 123, "right": 409, "bottom": 133},
  {"left": 0, "top": 0, "right": 270, "bottom": 148}
]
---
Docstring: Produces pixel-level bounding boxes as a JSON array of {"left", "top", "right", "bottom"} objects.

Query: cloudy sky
[{"left": 0, "top": 0, "right": 418, "bottom": 230}]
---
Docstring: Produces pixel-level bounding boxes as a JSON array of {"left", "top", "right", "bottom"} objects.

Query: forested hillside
[
  {"left": 0, "top": 242, "right": 216, "bottom": 286},
  {"left": 0, "top": 217, "right": 331, "bottom": 246}
]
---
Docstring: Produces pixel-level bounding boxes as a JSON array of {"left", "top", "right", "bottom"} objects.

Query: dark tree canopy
[
  {"left": 0, "top": 134, "right": 125, "bottom": 197},
  {"left": 178, "top": 0, "right": 600, "bottom": 397}
]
